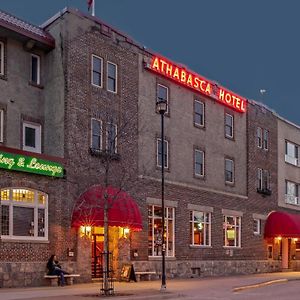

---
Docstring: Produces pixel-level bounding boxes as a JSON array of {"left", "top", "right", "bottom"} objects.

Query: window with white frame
[
  {"left": 194, "top": 100, "right": 204, "bottom": 127},
  {"left": 92, "top": 55, "right": 103, "bottom": 87},
  {"left": 156, "top": 138, "right": 168, "bottom": 168},
  {"left": 107, "top": 62, "right": 117, "bottom": 93},
  {"left": 253, "top": 219, "right": 261, "bottom": 235},
  {"left": 148, "top": 205, "right": 175, "bottom": 257},
  {"left": 285, "top": 141, "right": 299, "bottom": 166},
  {"left": 257, "top": 168, "right": 270, "bottom": 191},
  {"left": 106, "top": 123, "right": 117, "bottom": 154},
  {"left": 263, "top": 129, "right": 269, "bottom": 150},
  {"left": 157, "top": 84, "right": 169, "bottom": 113},
  {"left": 0, "top": 41, "right": 4, "bottom": 75},
  {"left": 1, "top": 188, "right": 48, "bottom": 241},
  {"left": 225, "top": 158, "right": 234, "bottom": 183},
  {"left": 0, "top": 109, "right": 3, "bottom": 143},
  {"left": 190, "top": 211, "right": 211, "bottom": 246},
  {"left": 91, "top": 118, "right": 102, "bottom": 151},
  {"left": 225, "top": 113, "right": 234, "bottom": 139},
  {"left": 22, "top": 122, "right": 41, "bottom": 153},
  {"left": 194, "top": 149, "right": 204, "bottom": 177},
  {"left": 285, "top": 180, "right": 299, "bottom": 205},
  {"left": 223, "top": 215, "right": 241, "bottom": 247},
  {"left": 31, "top": 54, "right": 40, "bottom": 85},
  {"left": 257, "top": 127, "right": 262, "bottom": 148}
]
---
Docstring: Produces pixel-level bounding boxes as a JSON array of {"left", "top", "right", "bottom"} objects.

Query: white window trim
[
  {"left": 225, "top": 113, "right": 234, "bottom": 139},
  {"left": 263, "top": 129, "right": 269, "bottom": 151},
  {"left": 31, "top": 54, "right": 40, "bottom": 85},
  {"left": 157, "top": 84, "right": 169, "bottom": 114},
  {"left": 194, "top": 149, "right": 204, "bottom": 177},
  {"left": 225, "top": 158, "right": 234, "bottom": 184},
  {"left": 1, "top": 187, "right": 48, "bottom": 241},
  {"left": 0, "top": 41, "right": 4, "bottom": 75},
  {"left": 285, "top": 141, "right": 299, "bottom": 167},
  {"left": 106, "top": 123, "right": 118, "bottom": 153},
  {"left": 285, "top": 180, "right": 299, "bottom": 205},
  {"left": 194, "top": 100, "right": 204, "bottom": 127},
  {"left": 253, "top": 218, "right": 261, "bottom": 235},
  {"left": 0, "top": 109, "right": 3, "bottom": 143},
  {"left": 91, "top": 118, "right": 102, "bottom": 150},
  {"left": 190, "top": 211, "right": 211, "bottom": 247},
  {"left": 156, "top": 138, "right": 169, "bottom": 169},
  {"left": 223, "top": 215, "right": 241, "bottom": 248},
  {"left": 91, "top": 54, "right": 103, "bottom": 88},
  {"left": 257, "top": 127, "right": 262, "bottom": 148},
  {"left": 22, "top": 122, "right": 42, "bottom": 153},
  {"left": 107, "top": 61, "right": 117, "bottom": 93}
]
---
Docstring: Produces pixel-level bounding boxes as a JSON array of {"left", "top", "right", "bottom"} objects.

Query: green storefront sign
[{"left": 0, "top": 150, "right": 64, "bottom": 178}]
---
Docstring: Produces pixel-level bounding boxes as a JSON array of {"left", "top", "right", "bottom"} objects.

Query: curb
[{"left": 233, "top": 278, "right": 288, "bottom": 293}]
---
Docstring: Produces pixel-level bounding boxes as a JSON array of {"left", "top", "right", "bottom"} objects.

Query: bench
[
  {"left": 135, "top": 271, "right": 157, "bottom": 281},
  {"left": 44, "top": 274, "right": 80, "bottom": 286}
]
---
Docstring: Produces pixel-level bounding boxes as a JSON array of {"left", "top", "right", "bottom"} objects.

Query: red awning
[
  {"left": 264, "top": 211, "right": 300, "bottom": 238},
  {"left": 71, "top": 185, "right": 142, "bottom": 231}
]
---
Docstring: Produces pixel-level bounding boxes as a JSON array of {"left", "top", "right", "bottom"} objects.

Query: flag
[{"left": 87, "top": 0, "right": 93, "bottom": 10}]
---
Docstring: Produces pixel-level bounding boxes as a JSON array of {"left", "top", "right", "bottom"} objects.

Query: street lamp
[{"left": 156, "top": 97, "right": 167, "bottom": 291}]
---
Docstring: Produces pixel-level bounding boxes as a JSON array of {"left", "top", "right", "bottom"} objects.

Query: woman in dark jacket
[{"left": 47, "top": 255, "right": 68, "bottom": 286}]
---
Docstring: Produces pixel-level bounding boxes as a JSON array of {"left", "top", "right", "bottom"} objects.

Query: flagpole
[{"left": 92, "top": 0, "right": 95, "bottom": 16}]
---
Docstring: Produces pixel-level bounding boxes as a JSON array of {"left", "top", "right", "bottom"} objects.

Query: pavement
[{"left": 1, "top": 272, "right": 300, "bottom": 300}]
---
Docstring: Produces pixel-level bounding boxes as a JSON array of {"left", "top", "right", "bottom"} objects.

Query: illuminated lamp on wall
[
  {"left": 80, "top": 225, "right": 92, "bottom": 237},
  {"left": 275, "top": 236, "right": 282, "bottom": 243},
  {"left": 122, "top": 227, "right": 130, "bottom": 238},
  {"left": 292, "top": 238, "right": 298, "bottom": 243}
]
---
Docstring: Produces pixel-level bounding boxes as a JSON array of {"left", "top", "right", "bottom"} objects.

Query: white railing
[
  {"left": 285, "top": 155, "right": 298, "bottom": 166},
  {"left": 285, "top": 194, "right": 299, "bottom": 205}
]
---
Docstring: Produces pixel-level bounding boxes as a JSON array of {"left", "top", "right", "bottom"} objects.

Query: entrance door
[{"left": 92, "top": 233, "right": 104, "bottom": 278}]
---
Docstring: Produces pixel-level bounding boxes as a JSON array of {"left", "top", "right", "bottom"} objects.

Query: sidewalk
[{"left": 1, "top": 272, "right": 300, "bottom": 300}]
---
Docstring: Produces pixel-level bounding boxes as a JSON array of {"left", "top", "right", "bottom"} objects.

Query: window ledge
[
  {"left": 148, "top": 256, "right": 176, "bottom": 261},
  {"left": 223, "top": 246, "right": 242, "bottom": 249},
  {"left": 29, "top": 81, "right": 44, "bottom": 89},
  {"left": 257, "top": 188, "right": 272, "bottom": 196},
  {"left": 1, "top": 237, "right": 49, "bottom": 243},
  {"left": 189, "top": 245, "right": 212, "bottom": 249},
  {"left": 89, "top": 148, "right": 120, "bottom": 160}
]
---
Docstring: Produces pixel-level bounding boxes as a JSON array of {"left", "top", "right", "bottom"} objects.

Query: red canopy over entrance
[
  {"left": 71, "top": 185, "right": 142, "bottom": 231},
  {"left": 264, "top": 211, "right": 300, "bottom": 238}
]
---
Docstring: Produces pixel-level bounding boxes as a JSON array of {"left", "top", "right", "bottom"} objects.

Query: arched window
[{"left": 1, "top": 188, "right": 48, "bottom": 241}]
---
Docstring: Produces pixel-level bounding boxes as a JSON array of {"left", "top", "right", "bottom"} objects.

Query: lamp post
[{"left": 156, "top": 97, "right": 167, "bottom": 291}]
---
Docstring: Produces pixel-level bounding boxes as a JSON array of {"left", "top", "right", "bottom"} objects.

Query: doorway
[{"left": 92, "top": 229, "right": 104, "bottom": 278}]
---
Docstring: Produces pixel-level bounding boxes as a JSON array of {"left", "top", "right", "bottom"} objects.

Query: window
[
  {"left": 157, "top": 84, "right": 169, "bottom": 113},
  {"left": 263, "top": 129, "right": 269, "bottom": 150},
  {"left": 22, "top": 122, "right": 41, "bottom": 153},
  {"left": 91, "top": 118, "right": 102, "bottom": 151},
  {"left": 106, "top": 123, "right": 117, "bottom": 154},
  {"left": 225, "top": 158, "right": 234, "bottom": 183},
  {"left": 257, "top": 168, "right": 271, "bottom": 193},
  {"left": 285, "top": 181, "right": 299, "bottom": 205},
  {"left": 225, "top": 113, "right": 234, "bottom": 139},
  {"left": 285, "top": 141, "right": 299, "bottom": 166},
  {"left": 157, "top": 138, "right": 168, "bottom": 168},
  {"left": 31, "top": 54, "right": 40, "bottom": 85},
  {"left": 194, "top": 149, "right": 204, "bottom": 177},
  {"left": 257, "top": 127, "right": 262, "bottom": 148},
  {"left": 107, "top": 62, "right": 117, "bottom": 93},
  {"left": 0, "top": 109, "right": 3, "bottom": 142},
  {"left": 0, "top": 41, "right": 4, "bottom": 75},
  {"left": 190, "top": 211, "right": 211, "bottom": 246},
  {"left": 1, "top": 188, "right": 48, "bottom": 241},
  {"left": 148, "top": 205, "right": 175, "bottom": 257},
  {"left": 92, "top": 55, "right": 103, "bottom": 87},
  {"left": 194, "top": 100, "right": 204, "bottom": 127},
  {"left": 253, "top": 219, "right": 261, "bottom": 235},
  {"left": 223, "top": 215, "right": 241, "bottom": 247}
]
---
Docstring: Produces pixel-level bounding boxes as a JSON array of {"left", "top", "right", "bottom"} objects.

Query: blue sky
[{"left": 1, "top": 0, "right": 299, "bottom": 125}]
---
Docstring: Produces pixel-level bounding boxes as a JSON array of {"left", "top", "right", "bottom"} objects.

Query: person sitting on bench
[{"left": 46, "top": 255, "right": 69, "bottom": 286}]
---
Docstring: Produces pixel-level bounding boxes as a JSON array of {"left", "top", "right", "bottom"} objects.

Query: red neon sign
[{"left": 147, "top": 56, "right": 246, "bottom": 113}]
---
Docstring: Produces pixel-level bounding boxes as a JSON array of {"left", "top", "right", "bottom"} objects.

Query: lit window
[
  {"left": 22, "top": 122, "right": 41, "bottom": 153},
  {"left": 0, "top": 41, "right": 4, "bottom": 75},
  {"left": 157, "top": 138, "right": 168, "bottom": 168},
  {"left": 190, "top": 211, "right": 211, "bottom": 246},
  {"left": 148, "top": 205, "right": 175, "bottom": 257},
  {"left": 0, "top": 109, "right": 3, "bottom": 143},
  {"left": 253, "top": 219, "right": 261, "bottom": 235},
  {"left": 285, "top": 141, "right": 299, "bottom": 166},
  {"left": 91, "top": 118, "right": 102, "bottom": 151},
  {"left": 263, "top": 129, "right": 269, "bottom": 150},
  {"left": 257, "top": 127, "right": 262, "bottom": 148},
  {"left": 1, "top": 188, "right": 48, "bottom": 240},
  {"left": 107, "top": 62, "right": 117, "bottom": 93},
  {"left": 225, "top": 113, "right": 234, "bottom": 139},
  {"left": 92, "top": 55, "right": 103, "bottom": 87},
  {"left": 31, "top": 54, "right": 40, "bottom": 85},
  {"left": 194, "top": 100, "right": 204, "bottom": 127},
  {"left": 157, "top": 84, "right": 169, "bottom": 113},
  {"left": 106, "top": 123, "right": 117, "bottom": 154},
  {"left": 194, "top": 149, "right": 204, "bottom": 177},
  {"left": 225, "top": 158, "right": 234, "bottom": 183},
  {"left": 223, "top": 215, "right": 241, "bottom": 247}
]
